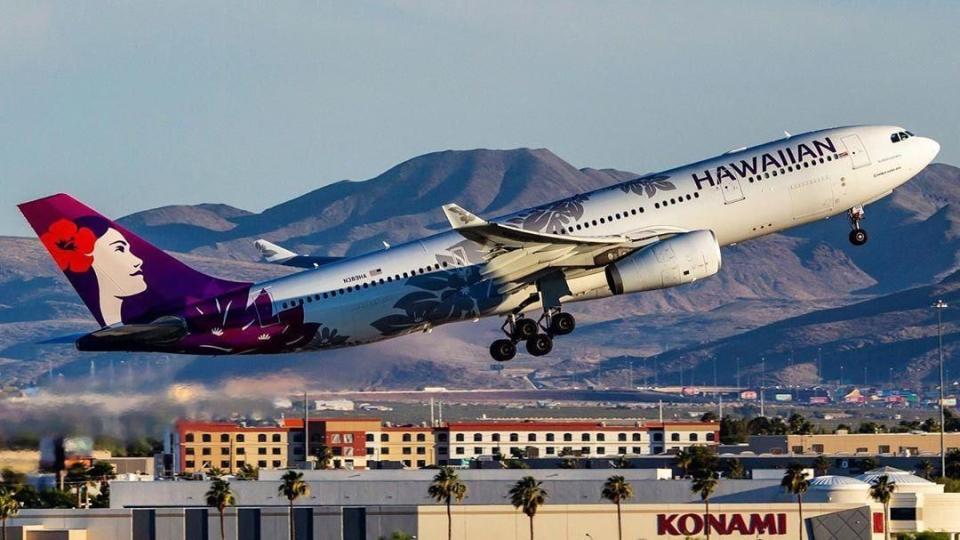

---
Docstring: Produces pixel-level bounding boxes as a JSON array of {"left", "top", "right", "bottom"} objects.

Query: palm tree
[
  {"left": 869, "top": 475, "right": 896, "bottom": 540},
  {"left": 236, "top": 463, "right": 259, "bottom": 481},
  {"left": 205, "top": 477, "right": 235, "bottom": 540},
  {"left": 690, "top": 472, "right": 719, "bottom": 540},
  {"left": 278, "top": 470, "right": 310, "bottom": 540},
  {"left": 674, "top": 449, "right": 693, "bottom": 478},
  {"left": 63, "top": 463, "right": 89, "bottom": 507},
  {"left": 916, "top": 460, "right": 935, "bottom": 481},
  {"left": 813, "top": 455, "right": 830, "bottom": 477},
  {"left": 313, "top": 445, "right": 334, "bottom": 469},
  {"left": 601, "top": 475, "right": 633, "bottom": 540},
  {"left": 509, "top": 476, "right": 547, "bottom": 540},
  {"left": 780, "top": 464, "right": 810, "bottom": 540},
  {"left": 0, "top": 486, "right": 21, "bottom": 540},
  {"left": 428, "top": 466, "right": 468, "bottom": 540},
  {"left": 726, "top": 458, "right": 746, "bottom": 479}
]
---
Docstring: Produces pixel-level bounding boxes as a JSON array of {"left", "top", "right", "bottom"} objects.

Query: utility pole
[
  {"left": 303, "top": 392, "right": 310, "bottom": 466},
  {"left": 817, "top": 348, "right": 822, "bottom": 383},
  {"left": 430, "top": 397, "right": 435, "bottom": 427},
  {"left": 934, "top": 299, "right": 948, "bottom": 479},
  {"left": 713, "top": 357, "right": 717, "bottom": 389}
]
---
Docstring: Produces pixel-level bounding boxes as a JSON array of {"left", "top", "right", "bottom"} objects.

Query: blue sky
[{"left": 2, "top": 1, "right": 957, "bottom": 236}]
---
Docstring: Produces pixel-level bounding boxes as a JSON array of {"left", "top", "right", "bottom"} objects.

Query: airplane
[{"left": 18, "top": 125, "right": 939, "bottom": 361}]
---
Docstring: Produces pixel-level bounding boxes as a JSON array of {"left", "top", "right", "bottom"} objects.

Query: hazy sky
[{"left": 2, "top": 1, "right": 957, "bottom": 236}]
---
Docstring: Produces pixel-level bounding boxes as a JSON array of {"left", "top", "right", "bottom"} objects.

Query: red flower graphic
[{"left": 40, "top": 218, "right": 96, "bottom": 272}]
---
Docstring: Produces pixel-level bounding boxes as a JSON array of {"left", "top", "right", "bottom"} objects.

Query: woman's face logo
[{"left": 91, "top": 227, "right": 146, "bottom": 297}]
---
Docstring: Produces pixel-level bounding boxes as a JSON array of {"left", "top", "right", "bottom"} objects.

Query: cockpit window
[{"left": 891, "top": 130, "right": 913, "bottom": 143}]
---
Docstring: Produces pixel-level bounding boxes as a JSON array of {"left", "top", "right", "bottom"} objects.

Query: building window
[
  {"left": 792, "top": 446, "right": 804, "bottom": 454},
  {"left": 474, "top": 433, "right": 483, "bottom": 442},
  {"left": 706, "top": 433, "right": 715, "bottom": 442},
  {"left": 292, "top": 433, "right": 303, "bottom": 443},
  {"left": 236, "top": 448, "right": 245, "bottom": 455},
  {"left": 492, "top": 434, "right": 501, "bottom": 442},
  {"left": 220, "top": 460, "right": 230, "bottom": 468},
  {"left": 671, "top": 433, "right": 680, "bottom": 442},
  {"left": 455, "top": 448, "right": 464, "bottom": 455},
  {"left": 258, "top": 460, "right": 267, "bottom": 467},
  {"left": 186, "top": 448, "right": 195, "bottom": 455},
  {"left": 272, "top": 448, "right": 281, "bottom": 455},
  {"left": 527, "top": 433, "right": 536, "bottom": 442},
  {"left": 417, "top": 434, "right": 426, "bottom": 442},
  {"left": 272, "top": 434, "right": 282, "bottom": 443},
  {"left": 366, "top": 434, "right": 374, "bottom": 442},
  {"left": 202, "top": 448, "right": 211, "bottom": 456},
  {"left": 185, "top": 433, "right": 195, "bottom": 442},
  {"left": 633, "top": 447, "right": 642, "bottom": 454},
  {"left": 272, "top": 461, "right": 281, "bottom": 468},
  {"left": 890, "top": 508, "right": 917, "bottom": 521},
  {"left": 879, "top": 445, "right": 891, "bottom": 454},
  {"left": 618, "top": 433, "right": 627, "bottom": 442},
  {"left": 690, "top": 434, "right": 698, "bottom": 442},
  {"left": 510, "top": 433, "right": 519, "bottom": 442},
  {"left": 202, "top": 434, "right": 211, "bottom": 443},
  {"left": 417, "top": 447, "right": 426, "bottom": 455},
  {"left": 381, "top": 434, "right": 389, "bottom": 442},
  {"left": 417, "top": 460, "right": 426, "bottom": 468},
  {"left": 581, "top": 434, "right": 590, "bottom": 442},
  {"left": 221, "top": 448, "right": 230, "bottom": 455},
  {"left": 633, "top": 433, "right": 642, "bottom": 441},
  {"left": 546, "top": 447, "right": 555, "bottom": 455},
  {"left": 382, "top": 448, "right": 390, "bottom": 455},
  {"left": 618, "top": 447, "right": 627, "bottom": 454},
  {"left": 597, "top": 447, "right": 605, "bottom": 454},
  {"left": 438, "top": 446, "right": 447, "bottom": 455},
  {"left": 258, "top": 434, "right": 267, "bottom": 443},
  {"left": 563, "top": 434, "right": 573, "bottom": 442},
  {"left": 402, "top": 448, "right": 412, "bottom": 455},
  {"left": 438, "top": 434, "right": 448, "bottom": 442},
  {"left": 546, "top": 433, "right": 555, "bottom": 442},
  {"left": 403, "top": 460, "right": 411, "bottom": 467},
  {"left": 258, "top": 448, "right": 266, "bottom": 455},
  {"left": 220, "top": 434, "right": 230, "bottom": 443},
  {"left": 236, "top": 434, "right": 245, "bottom": 443},
  {"left": 455, "top": 434, "right": 464, "bottom": 442},
  {"left": 813, "top": 444, "right": 825, "bottom": 453},
  {"left": 236, "top": 461, "right": 245, "bottom": 468},
  {"left": 403, "top": 434, "right": 412, "bottom": 442},
  {"left": 597, "top": 434, "right": 605, "bottom": 442},
  {"left": 582, "top": 447, "right": 591, "bottom": 454},
  {"left": 653, "top": 433, "right": 663, "bottom": 442},
  {"left": 474, "top": 447, "right": 483, "bottom": 455},
  {"left": 185, "top": 461, "right": 195, "bottom": 468}
]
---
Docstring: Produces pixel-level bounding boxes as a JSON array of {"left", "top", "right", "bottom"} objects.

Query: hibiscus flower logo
[
  {"left": 619, "top": 174, "right": 676, "bottom": 198},
  {"left": 40, "top": 218, "right": 96, "bottom": 272}
]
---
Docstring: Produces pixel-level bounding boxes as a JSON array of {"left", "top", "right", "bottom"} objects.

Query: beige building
[
  {"left": 170, "top": 419, "right": 290, "bottom": 475},
  {"left": 366, "top": 424, "right": 437, "bottom": 469},
  {"left": 749, "top": 431, "right": 960, "bottom": 456}
]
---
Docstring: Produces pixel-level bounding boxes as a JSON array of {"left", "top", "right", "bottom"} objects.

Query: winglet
[
  {"left": 442, "top": 204, "right": 488, "bottom": 230},
  {"left": 254, "top": 239, "right": 297, "bottom": 263}
]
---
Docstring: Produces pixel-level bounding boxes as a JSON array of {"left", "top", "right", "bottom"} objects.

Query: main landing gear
[
  {"left": 489, "top": 309, "right": 577, "bottom": 361},
  {"left": 848, "top": 205, "right": 868, "bottom": 246}
]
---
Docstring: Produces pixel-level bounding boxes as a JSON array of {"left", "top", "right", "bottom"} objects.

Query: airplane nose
[{"left": 919, "top": 137, "right": 941, "bottom": 166}]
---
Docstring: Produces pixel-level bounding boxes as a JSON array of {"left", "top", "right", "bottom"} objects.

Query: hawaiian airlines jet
[{"left": 19, "top": 125, "right": 939, "bottom": 361}]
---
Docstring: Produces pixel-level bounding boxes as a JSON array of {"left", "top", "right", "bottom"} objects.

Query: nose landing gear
[
  {"left": 848, "top": 206, "right": 868, "bottom": 246},
  {"left": 489, "top": 309, "right": 576, "bottom": 361}
]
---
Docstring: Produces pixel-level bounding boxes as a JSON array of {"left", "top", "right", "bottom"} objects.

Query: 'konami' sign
[{"left": 657, "top": 513, "right": 788, "bottom": 536}]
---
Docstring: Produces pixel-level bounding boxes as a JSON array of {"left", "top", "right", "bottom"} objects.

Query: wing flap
[{"left": 75, "top": 316, "right": 187, "bottom": 351}]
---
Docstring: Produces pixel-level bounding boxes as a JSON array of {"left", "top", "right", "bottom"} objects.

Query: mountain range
[{"left": 1, "top": 148, "right": 957, "bottom": 393}]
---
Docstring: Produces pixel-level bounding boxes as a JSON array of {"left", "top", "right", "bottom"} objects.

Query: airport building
[
  {"left": 165, "top": 418, "right": 719, "bottom": 475},
  {"left": 7, "top": 467, "right": 960, "bottom": 539}
]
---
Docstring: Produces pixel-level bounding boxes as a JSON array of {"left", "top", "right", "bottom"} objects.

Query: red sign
[
  {"left": 657, "top": 513, "right": 787, "bottom": 536},
  {"left": 873, "top": 512, "right": 884, "bottom": 533}
]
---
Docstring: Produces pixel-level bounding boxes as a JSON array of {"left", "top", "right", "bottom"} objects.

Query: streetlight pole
[{"left": 934, "top": 299, "right": 948, "bottom": 479}]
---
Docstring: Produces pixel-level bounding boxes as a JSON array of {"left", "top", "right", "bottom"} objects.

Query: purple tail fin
[{"left": 19, "top": 193, "right": 249, "bottom": 327}]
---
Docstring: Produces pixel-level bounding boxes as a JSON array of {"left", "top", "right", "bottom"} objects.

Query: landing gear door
[
  {"left": 721, "top": 176, "right": 745, "bottom": 204},
  {"left": 841, "top": 135, "right": 871, "bottom": 169}
]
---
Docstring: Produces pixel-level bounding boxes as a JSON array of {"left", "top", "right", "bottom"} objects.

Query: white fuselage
[{"left": 256, "top": 125, "right": 940, "bottom": 350}]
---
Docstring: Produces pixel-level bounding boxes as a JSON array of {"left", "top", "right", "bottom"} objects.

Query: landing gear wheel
[
  {"left": 526, "top": 334, "right": 553, "bottom": 356},
  {"left": 549, "top": 312, "right": 576, "bottom": 336},
  {"left": 514, "top": 318, "right": 538, "bottom": 340},
  {"left": 490, "top": 339, "right": 517, "bottom": 362},
  {"left": 849, "top": 229, "right": 868, "bottom": 246}
]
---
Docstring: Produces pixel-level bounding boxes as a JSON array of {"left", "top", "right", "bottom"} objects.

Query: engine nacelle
[{"left": 605, "top": 230, "right": 721, "bottom": 295}]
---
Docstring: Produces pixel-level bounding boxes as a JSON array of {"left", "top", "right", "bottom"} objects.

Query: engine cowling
[{"left": 605, "top": 230, "right": 721, "bottom": 295}]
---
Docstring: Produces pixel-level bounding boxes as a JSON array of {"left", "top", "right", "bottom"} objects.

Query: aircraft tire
[
  {"left": 514, "top": 318, "right": 538, "bottom": 340},
  {"left": 526, "top": 334, "right": 553, "bottom": 356},
  {"left": 490, "top": 339, "right": 517, "bottom": 362},
  {"left": 849, "top": 229, "right": 868, "bottom": 246},
  {"left": 549, "top": 312, "right": 576, "bottom": 335}
]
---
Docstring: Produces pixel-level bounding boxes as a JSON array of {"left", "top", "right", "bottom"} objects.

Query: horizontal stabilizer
[
  {"left": 254, "top": 239, "right": 341, "bottom": 269},
  {"left": 75, "top": 316, "right": 187, "bottom": 352}
]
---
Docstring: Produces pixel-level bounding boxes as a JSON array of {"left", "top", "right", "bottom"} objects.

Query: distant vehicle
[{"left": 19, "top": 126, "right": 938, "bottom": 360}]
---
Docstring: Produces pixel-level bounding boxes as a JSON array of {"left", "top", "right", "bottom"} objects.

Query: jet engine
[{"left": 605, "top": 230, "right": 721, "bottom": 295}]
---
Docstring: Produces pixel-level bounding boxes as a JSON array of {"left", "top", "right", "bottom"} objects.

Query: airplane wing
[
  {"left": 441, "top": 204, "right": 686, "bottom": 295},
  {"left": 254, "top": 239, "right": 342, "bottom": 269}
]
